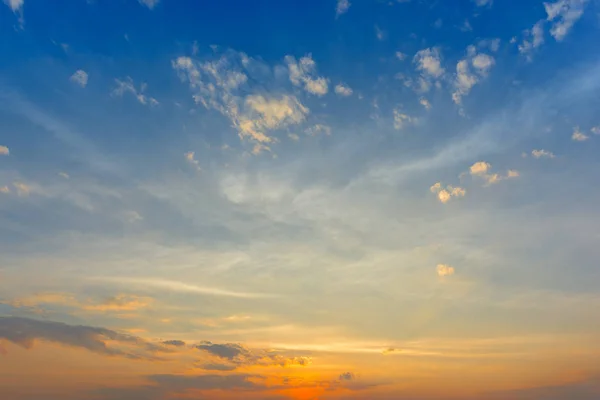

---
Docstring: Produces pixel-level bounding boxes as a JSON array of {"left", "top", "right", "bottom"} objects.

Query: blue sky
[{"left": 1, "top": 1, "right": 600, "bottom": 399}]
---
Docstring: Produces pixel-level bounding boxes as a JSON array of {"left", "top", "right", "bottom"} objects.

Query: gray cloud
[
  {"left": 148, "top": 373, "right": 263, "bottom": 391},
  {"left": 0, "top": 316, "right": 166, "bottom": 360},
  {"left": 195, "top": 341, "right": 311, "bottom": 369}
]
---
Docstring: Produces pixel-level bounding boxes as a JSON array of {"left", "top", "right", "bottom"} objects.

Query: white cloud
[
  {"left": 334, "top": 83, "right": 353, "bottom": 97},
  {"left": 436, "top": 264, "right": 455, "bottom": 277},
  {"left": 184, "top": 151, "right": 201, "bottom": 170},
  {"left": 393, "top": 108, "right": 415, "bottom": 130},
  {"left": 305, "top": 124, "right": 332, "bottom": 136},
  {"left": 473, "top": 0, "right": 493, "bottom": 6},
  {"left": 544, "top": 0, "right": 588, "bottom": 41},
  {"left": 519, "top": 21, "right": 545, "bottom": 60},
  {"left": 172, "top": 52, "right": 310, "bottom": 153},
  {"left": 452, "top": 49, "right": 495, "bottom": 105},
  {"left": 0, "top": 145, "right": 9, "bottom": 155},
  {"left": 58, "top": 172, "right": 70, "bottom": 179},
  {"left": 0, "top": 186, "right": 10, "bottom": 194},
  {"left": 468, "top": 161, "right": 518, "bottom": 185},
  {"left": 3, "top": 0, "right": 23, "bottom": 12},
  {"left": 70, "top": 70, "right": 88, "bottom": 88},
  {"left": 285, "top": 55, "right": 329, "bottom": 96},
  {"left": 430, "top": 182, "right": 466, "bottom": 203},
  {"left": 413, "top": 48, "right": 445, "bottom": 79},
  {"left": 13, "top": 182, "right": 30, "bottom": 196},
  {"left": 571, "top": 126, "right": 589, "bottom": 141},
  {"left": 138, "top": 0, "right": 159, "bottom": 9},
  {"left": 91, "top": 277, "right": 277, "bottom": 299},
  {"left": 111, "top": 77, "right": 159, "bottom": 106},
  {"left": 336, "top": 0, "right": 350, "bottom": 16},
  {"left": 531, "top": 149, "right": 556, "bottom": 158},
  {"left": 419, "top": 97, "right": 431, "bottom": 110},
  {"left": 395, "top": 52, "right": 407, "bottom": 61},
  {"left": 591, "top": 126, "right": 600, "bottom": 135},
  {"left": 375, "top": 25, "right": 385, "bottom": 41}
]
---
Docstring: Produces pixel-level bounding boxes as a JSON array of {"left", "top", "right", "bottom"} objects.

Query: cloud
[
  {"left": 3, "top": 0, "right": 23, "bottom": 12},
  {"left": 519, "top": 21, "right": 545, "bottom": 60},
  {"left": 413, "top": 47, "right": 445, "bottom": 79},
  {"left": 173, "top": 52, "right": 309, "bottom": 152},
  {"left": 0, "top": 186, "right": 9, "bottom": 194},
  {"left": 10, "top": 292, "right": 151, "bottom": 313},
  {"left": 82, "top": 294, "right": 151, "bottom": 312},
  {"left": 393, "top": 108, "right": 415, "bottom": 130},
  {"left": 111, "top": 77, "right": 159, "bottom": 106},
  {"left": 12, "top": 182, "right": 30, "bottom": 196},
  {"left": 336, "top": 0, "right": 350, "bottom": 16},
  {"left": 196, "top": 341, "right": 311, "bottom": 369},
  {"left": 70, "top": 70, "right": 88, "bottom": 88},
  {"left": 90, "top": 277, "right": 277, "bottom": 299},
  {"left": 375, "top": 25, "right": 385, "bottom": 41},
  {"left": 591, "top": 126, "right": 600, "bottom": 135},
  {"left": 430, "top": 182, "right": 466, "bottom": 203},
  {"left": 452, "top": 47, "right": 495, "bottom": 105},
  {"left": 184, "top": 151, "right": 201, "bottom": 169},
  {"left": 138, "top": 0, "right": 159, "bottom": 9},
  {"left": 339, "top": 372, "right": 355, "bottom": 381},
  {"left": 148, "top": 374, "right": 263, "bottom": 392},
  {"left": 162, "top": 340, "right": 186, "bottom": 347},
  {"left": 436, "top": 264, "right": 455, "bottom": 277},
  {"left": 467, "top": 161, "right": 518, "bottom": 185},
  {"left": 419, "top": 97, "right": 431, "bottom": 110},
  {"left": 572, "top": 126, "right": 589, "bottom": 141},
  {"left": 285, "top": 54, "right": 329, "bottom": 96},
  {"left": 305, "top": 124, "right": 332, "bottom": 136},
  {"left": 0, "top": 317, "right": 165, "bottom": 360},
  {"left": 531, "top": 149, "right": 556, "bottom": 158},
  {"left": 58, "top": 171, "right": 70, "bottom": 179},
  {"left": 0, "top": 145, "right": 8, "bottom": 155},
  {"left": 544, "top": 0, "right": 588, "bottom": 41},
  {"left": 473, "top": 0, "right": 493, "bottom": 6},
  {"left": 334, "top": 83, "right": 353, "bottom": 97}
]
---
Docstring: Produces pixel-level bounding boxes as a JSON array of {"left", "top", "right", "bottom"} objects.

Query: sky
[{"left": 1, "top": 0, "right": 600, "bottom": 399}]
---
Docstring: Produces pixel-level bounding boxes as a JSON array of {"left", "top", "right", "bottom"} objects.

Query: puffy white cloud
[
  {"left": 70, "top": 70, "right": 88, "bottom": 88},
  {"left": 334, "top": 83, "right": 353, "bottom": 97},
  {"left": 468, "top": 162, "right": 518, "bottom": 185},
  {"left": 531, "top": 149, "right": 556, "bottom": 158},
  {"left": 0, "top": 145, "right": 9, "bottom": 155},
  {"left": 336, "top": 0, "right": 350, "bottom": 16},
  {"left": 138, "top": 0, "right": 159, "bottom": 9},
  {"left": 590, "top": 126, "right": 600, "bottom": 135},
  {"left": 393, "top": 109, "right": 415, "bottom": 130},
  {"left": 413, "top": 47, "right": 445, "bottom": 79},
  {"left": 452, "top": 48, "right": 495, "bottom": 105},
  {"left": 173, "top": 52, "right": 310, "bottom": 153},
  {"left": 430, "top": 182, "right": 466, "bottom": 203},
  {"left": 544, "top": 0, "right": 588, "bottom": 41},
  {"left": 571, "top": 127, "right": 589, "bottom": 141},
  {"left": 112, "top": 77, "right": 159, "bottom": 106},
  {"left": 519, "top": 21, "right": 545, "bottom": 60},
  {"left": 3, "top": 0, "right": 23, "bottom": 13},
  {"left": 396, "top": 51, "right": 407, "bottom": 61},
  {"left": 470, "top": 161, "right": 491, "bottom": 175},
  {"left": 436, "top": 264, "right": 455, "bottom": 277},
  {"left": 419, "top": 97, "right": 431, "bottom": 110},
  {"left": 285, "top": 55, "right": 329, "bottom": 96}
]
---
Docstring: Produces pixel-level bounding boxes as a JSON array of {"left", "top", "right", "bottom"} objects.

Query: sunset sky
[{"left": 1, "top": 0, "right": 600, "bottom": 399}]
